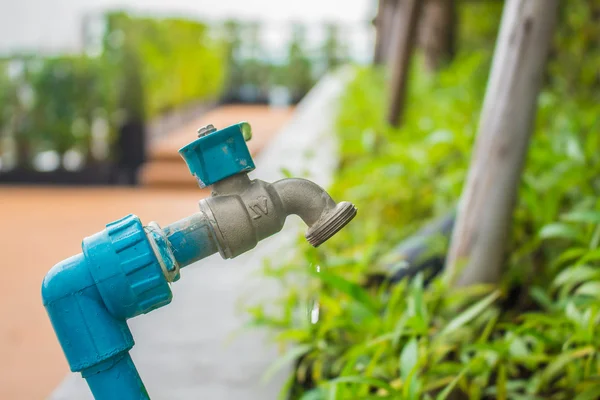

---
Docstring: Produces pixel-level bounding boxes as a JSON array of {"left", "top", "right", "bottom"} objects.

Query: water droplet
[{"left": 308, "top": 264, "right": 321, "bottom": 325}]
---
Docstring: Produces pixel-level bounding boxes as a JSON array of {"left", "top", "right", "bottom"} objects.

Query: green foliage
[
  {"left": 321, "top": 23, "right": 349, "bottom": 72},
  {"left": 456, "top": 1, "right": 503, "bottom": 50},
  {"left": 284, "top": 24, "right": 314, "bottom": 102},
  {"left": 28, "top": 56, "right": 116, "bottom": 155},
  {"left": 0, "top": 56, "right": 119, "bottom": 167},
  {"left": 0, "top": 61, "right": 15, "bottom": 133},
  {"left": 250, "top": 1, "right": 600, "bottom": 398},
  {"left": 0, "top": 12, "right": 227, "bottom": 168},
  {"left": 104, "top": 12, "right": 226, "bottom": 119},
  {"left": 0, "top": 63, "right": 9, "bottom": 126}
]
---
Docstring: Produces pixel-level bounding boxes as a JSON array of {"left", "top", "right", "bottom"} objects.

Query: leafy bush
[
  {"left": 0, "top": 56, "right": 118, "bottom": 168},
  {"left": 0, "top": 61, "right": 14, "bottom": 132},
  {"left": 28, "top": 56, "right": 118, "bottom": 157},
  {"left": 250, "top": 2, "right": 600, "bottom": 399},
  {"left": 0, "top": 13, "right": 227, "bottom": 169},
  {"left": 104, "top": 12, "right": 227, "bottom": 119}
]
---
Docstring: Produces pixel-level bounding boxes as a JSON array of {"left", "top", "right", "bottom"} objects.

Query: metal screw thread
[{"left": 305, "top": 202, "right": 358, "bottom": 247}]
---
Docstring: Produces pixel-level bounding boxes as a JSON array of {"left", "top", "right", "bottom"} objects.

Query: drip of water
[{"left": 308, "top": 264, "right": 321, "bottom": 324}]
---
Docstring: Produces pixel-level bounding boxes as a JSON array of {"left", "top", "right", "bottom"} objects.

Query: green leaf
[
  {"left": 539, "top": 346, "right": 595, "bottom": 387},
  {"left": 590, "top": 224, "right": 600, "bottom": 249},
  {"left": 566, "top": 302, "right": 584, "bottom": 325},
  {"left": 327, "top": 381, "right": 338, "bottom": 400},
  {"left": 400, "top": 338, "right": 419, "bottom": 379},
  {"left": 279, "top": 373, "right": 298, "bottom": 400},
  {"left": 553, "top": 265, "right": 600, "bottom": 288},
  {"left": 300, "top": 388, "right": 326, "bottom": 400},
  {"left": 496, "top": 363, "right": 507, "bottom": 400},
  {"left": 478, "top": 309, "right": 499, "bottom": 343},
  {"left": 392, "top": 315, "right": 408, "bottom": 347},
  {"left": 529, "top": 287, "right": 555, "bottom": 311},
  {"left": 403, "top": 362, "right": 422, "bottom": 400},
  {"left": 436, "top": 365, "right": 469, "bottom": 400},
  {"left": 574, "top": 384, "right": 600, "bottom": 400},
  {"left": 311, "top": 268, "right": 378, "bottom": 313},
  {"left": 279, "top": 167, "right": 294, "bottom": 178},
  {"left": 539, "top": 223, "right": 583, "bottom": 242},
  {"left": 578, "top": 248, "right": 600, "bottom": 264},
  {"left": 576, "top": 282, "right": 600, "bottom": 298},
  {"left": 551, "top": 247, "right": 588, "bottom": 268},
  {"left": 442, "top": 290, "right": 501, "bottom": 335},
  {"left": 409, "top": 274, "right": 429, "bottom": 325},
  {"left": 328, "top": 376, "right": 396, "bottom": 393},
  {"left": 262, "top": 344, "right": 312, "bottom": 384},
  {"left": 562, "top": 210, "right": 600, "bottom": 224},
  {"left": 508, "top": 335, "right": 529, "bottom": 358}
]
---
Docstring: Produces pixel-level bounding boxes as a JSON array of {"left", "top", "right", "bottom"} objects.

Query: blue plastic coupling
[
  {"left": 42, "top": 214, "right": 174, "bottom": 400},
  {"left": 178, "top": 121, "right": 255, "bottom": 188}
]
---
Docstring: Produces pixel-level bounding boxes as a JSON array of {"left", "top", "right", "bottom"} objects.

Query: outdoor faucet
[{"left": 41, "top": 121, "right": 357, "bottom": 400}]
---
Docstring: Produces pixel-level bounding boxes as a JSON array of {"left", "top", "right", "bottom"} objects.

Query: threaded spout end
[{"left": 305, "top": 201, "right": 357, "bottom": 247}]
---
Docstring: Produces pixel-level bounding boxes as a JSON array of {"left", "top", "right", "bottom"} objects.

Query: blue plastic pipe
[
  {"left": 83, "top": 353, "right": 148, "bottom": 399},
  {"left": 163, "top": 212, "right": 219, "bottom": 266},
  {"left": 42, "top": 213, "right": 217, "bottom": 400}
]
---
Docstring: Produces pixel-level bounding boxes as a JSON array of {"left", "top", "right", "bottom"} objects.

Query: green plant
[
  {"left": 104, "top": 12, "right": 227, "bottom": 119},
  {"left": 0, "top": 55, "right": 118, "bottom": 168},
  {"left": 0, "top": 13, "right": 228, "bottom": 170},
  {"left": 0, "top": 62, "right": 10, "bottom": 130},
  {"left": 249, "top": 1, "right": 600, "bottom": 399},
  {"left": 27, "top": 56, "right": 115, "bottom": 159},
  {"left": 284, "top": 24, "right": 314, "bottom": 102},
  {"left": 321, "top": 23, "right": 349, "bottom": 72}
]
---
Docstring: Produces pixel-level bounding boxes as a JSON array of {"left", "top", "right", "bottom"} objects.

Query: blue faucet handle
[{"left": 178, "top": 122, "right": 255, "bottom": 188}]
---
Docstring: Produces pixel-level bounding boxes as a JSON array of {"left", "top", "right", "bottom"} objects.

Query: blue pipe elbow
[
  {"left": 42, "top": 214, "right": 174, "bottom": 400},
  {"left": 42, "top": 253, "right": 134, "bottom": 371}
]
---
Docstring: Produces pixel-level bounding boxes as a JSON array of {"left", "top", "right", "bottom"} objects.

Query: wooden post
[
  {"left": 386, "top": 0, "right": 423, "bottom": 127},
  {"left": 419, "top": 0, "right": 457, "bottom": 72},
  {"left": 374, "top": 0, "right": 400, "bottom": 65},
  {"left": 445, "top": 0, "right": 559, "bottom": 287},
  {"left": 373, "top": 0, "right": 385, "bottom": 64}
]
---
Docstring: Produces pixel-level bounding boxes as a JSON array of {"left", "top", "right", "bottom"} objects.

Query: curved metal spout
[
  {"left": 272, "top": 178, "right": 357, "bottom": 247},
  {"left": 272, "top": 178, "right": 337, "bottom": 227}
]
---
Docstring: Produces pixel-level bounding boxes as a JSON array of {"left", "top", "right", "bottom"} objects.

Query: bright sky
[{"left": 0, "top": 0, "right": 374, "bottom": 54}]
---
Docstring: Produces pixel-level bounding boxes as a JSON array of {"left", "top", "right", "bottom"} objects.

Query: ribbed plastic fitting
[{"left": 83, "top": 214, "right": 172, "bottom": 319}]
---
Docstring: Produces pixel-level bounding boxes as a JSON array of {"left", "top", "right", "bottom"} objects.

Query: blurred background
[
  {"left": 3, "top": 0, "right": 600, "bottom": 399},
  {"left": 0, "top": 0, "right": 372, "bottom": 184}
]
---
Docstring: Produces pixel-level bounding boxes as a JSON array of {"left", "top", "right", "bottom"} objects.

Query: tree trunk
[
  {"left": 373, "top": 0, "right": 385, "bottom": 64},
  {"left": 419, "top": 0, "right": 457, "bottom": 72},
  {"left": 374, "top": 0, "right": 400, "bottom": 65},
  {"left": 386, "top": 0, "right": 423, "bottom": 127},
  {"left": 445, "top": 0, "right": 559, "bottom": 287}
]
